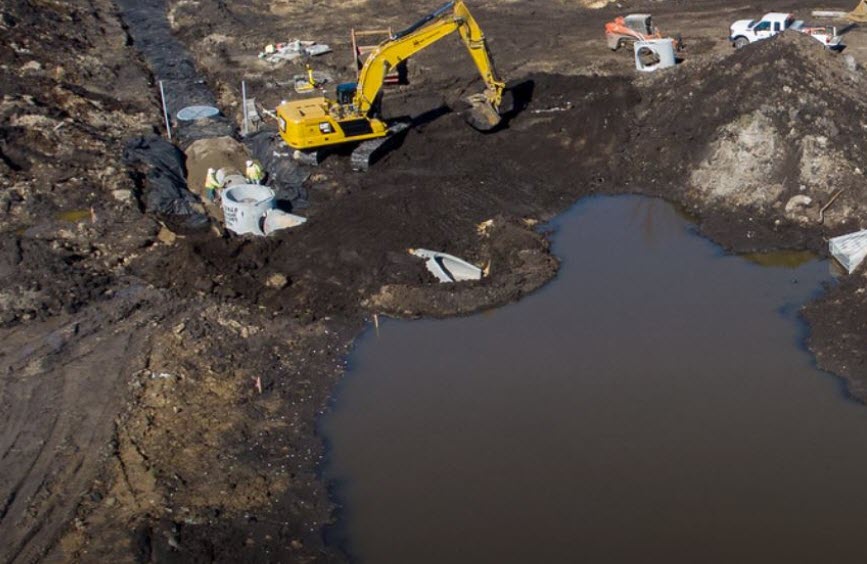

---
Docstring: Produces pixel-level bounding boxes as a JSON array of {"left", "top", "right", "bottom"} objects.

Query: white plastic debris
[
  {"left": 259, "top": 40, "right": 332, "bottom": 63},
  {"left": 811, "top": 10, "right": 848, "bottom": 18},
  {"left": 829, "top": 229, "right": 867, "bottom": 274},
  {"left": 263, "top": 209, "right": 307, "bottom": 235},
  {"left": 409, "top": 248, "right": 484, "bottom": 283}
]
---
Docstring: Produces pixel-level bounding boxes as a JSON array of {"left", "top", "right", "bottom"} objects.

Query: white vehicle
[{"left": 729, "top": 12, "right": 843, "bottom": 50}]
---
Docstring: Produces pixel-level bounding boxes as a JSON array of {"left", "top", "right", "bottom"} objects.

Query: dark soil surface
[{"left": 1, "top": 0, "right": 866, "bottom": 562}]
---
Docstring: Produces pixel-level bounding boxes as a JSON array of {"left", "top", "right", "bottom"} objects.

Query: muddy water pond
[{"left": 321, "top": 196, "right": 867, "bottom": 563}]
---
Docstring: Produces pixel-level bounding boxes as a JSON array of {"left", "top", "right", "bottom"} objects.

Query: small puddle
[
  {"left": 742, "top": 249, "right": 816, "bottom": 269},
  {"left": 55, "top": 209, "right": 92, "bottom": 223},
  {"left": 321, "top": 196, "right": 867, "bottom": 563}
]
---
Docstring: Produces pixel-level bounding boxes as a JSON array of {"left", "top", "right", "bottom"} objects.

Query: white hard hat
[
  {"left": 246, "top": 160, "right": 253, "bottom": 166},
  {"left": 207, "top": 167, "right": 215, "bottom": 173}
]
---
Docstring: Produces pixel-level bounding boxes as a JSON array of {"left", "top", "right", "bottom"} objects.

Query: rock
[
  {"left": 785, "top": 194, "right": 812, "bottom": 212},
  {"left": 157, "top": 226, "right": 177, "bottom": 245},
  {"left": 845, "top": 54, "right": 858, "bottom": 72},
  {"left": 265, "top": 273, "right": 288, "bottom": 289},
  {"left": 20, "top": 60, "right": 42, "bottom": 72},
  {"left": 112, "top": 189, "right": 133, "bottom": 203},
  {"left": 785, "top": 195, "right": 814, "bottom": 222}
]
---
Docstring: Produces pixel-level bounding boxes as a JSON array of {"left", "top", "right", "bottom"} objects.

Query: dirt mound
[
  {"left": 185, "top": 136, "right": 250, "bottom": 199},
  {"left": 367, "top": 217, "right": 558, "bottom": 318},
  {"left": 633, "top": 31, "right": 867, "bottom": 231}
]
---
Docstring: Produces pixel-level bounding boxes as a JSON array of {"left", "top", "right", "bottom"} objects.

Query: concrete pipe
[
  {"left": 634, "top": 39, "right": 676, "bottom": 72},
  {"left": 221, "top": 184, "right": 275, "bottom": 236}
]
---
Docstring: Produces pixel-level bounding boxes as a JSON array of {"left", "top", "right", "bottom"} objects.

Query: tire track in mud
[{"left": 0, "top": 288, "right": 162, "bottom": 563}]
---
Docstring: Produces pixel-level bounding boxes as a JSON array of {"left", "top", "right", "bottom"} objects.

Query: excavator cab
[
  {"left": 624, "top": 14, "right": 655, "bottom": 36},
  {"left": 336, "top": 83, "right": 357, "bottom": 105}
]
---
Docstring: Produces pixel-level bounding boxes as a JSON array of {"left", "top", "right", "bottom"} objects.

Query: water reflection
[{"left": 323, "top": 197, "right": 866, "bottom": 564}]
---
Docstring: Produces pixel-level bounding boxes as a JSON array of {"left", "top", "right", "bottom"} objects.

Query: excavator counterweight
[{"left": 275, "top": 0, "right": 506, "bottom": 168}]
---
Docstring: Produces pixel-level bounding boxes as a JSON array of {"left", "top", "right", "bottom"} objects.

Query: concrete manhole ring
[{"left": 177, "top": 105, "right": 220, "bottom": 121}]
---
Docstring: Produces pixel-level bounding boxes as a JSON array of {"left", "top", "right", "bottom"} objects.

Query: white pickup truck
[{"left": 729, "top": 12, "right": 843, "bottom": 50}]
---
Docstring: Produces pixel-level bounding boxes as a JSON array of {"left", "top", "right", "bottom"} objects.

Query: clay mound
[
  {"left": 635, "top": 31, "right": 867, "bottom": 227},
  {"left": 185, "top": 136, "right": 250, "bottom": 198}
]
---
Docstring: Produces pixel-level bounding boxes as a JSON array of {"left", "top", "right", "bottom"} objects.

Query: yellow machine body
[
  {"left": 276, "top": 0, "right": 505, "bottom": 152},
  {"left": 276, "top": 97, "right": 388, "bottom": 150}
]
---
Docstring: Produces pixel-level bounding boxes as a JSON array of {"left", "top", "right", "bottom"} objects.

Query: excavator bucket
[
  {"left": 465, "top": 94, "right": 502, "bottom": 131},
  {"left": 465, "top": 88, "right": 514, "bottom": 132},
  {"left": 849, "top": 0, "right": 867, "bottom": 22}
]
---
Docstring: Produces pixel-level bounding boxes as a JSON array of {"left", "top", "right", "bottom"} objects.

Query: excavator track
[
  {"left": 292, "top": 149, "right": 324, "bottom": 167},
  {"left": 350, "top": 122, "right": 411, "bottom": 172}
]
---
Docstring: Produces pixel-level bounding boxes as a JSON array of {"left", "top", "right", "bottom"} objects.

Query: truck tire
[{"left": 733, "top": 36, "right": 749, "bottom": 49}]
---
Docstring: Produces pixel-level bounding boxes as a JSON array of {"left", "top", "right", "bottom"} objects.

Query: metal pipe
[
  {"left": 242, "top": 80, "right": 248, "bottom": 136},
  {"left": 158, "top": 80, "right": 172, "bottom": 141},
  {"left": 819, "top": 188, "right": 845, "bottom": 224}
]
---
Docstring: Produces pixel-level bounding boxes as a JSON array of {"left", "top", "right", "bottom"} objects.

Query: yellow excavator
[{"left": 275, "top": 0, "right": 507, "bottom": 170}]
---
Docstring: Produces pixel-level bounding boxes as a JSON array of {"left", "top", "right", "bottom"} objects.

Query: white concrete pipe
[
  {"left": 221, "top": 184, "right": 275, "bottom": 235},
  {"left": 634, "top": 39, "right": 676, "bottom": 72}
]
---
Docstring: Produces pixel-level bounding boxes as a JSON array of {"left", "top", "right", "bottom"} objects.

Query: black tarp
[
  {"left": 115, "top": 0, "right": 234, "bottom": 147},
  {"left": 123, "top": 136, "right": 210, "bottom": 231},
  {"left": 245, "top": 132, "right": 310, "bottom": 209}
]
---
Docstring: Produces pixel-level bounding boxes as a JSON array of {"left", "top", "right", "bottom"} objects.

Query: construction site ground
[{"left": 1, "top": 0, "right": 866, "bottom": 562}]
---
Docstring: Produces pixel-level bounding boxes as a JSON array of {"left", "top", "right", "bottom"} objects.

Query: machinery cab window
[{"left": 337, "top": 83, "right": 358, "bottom": 105}]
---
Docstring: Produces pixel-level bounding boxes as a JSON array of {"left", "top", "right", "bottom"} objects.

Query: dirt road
[{"left": 1, "top": 0, "right": 865, "bottom": 562}]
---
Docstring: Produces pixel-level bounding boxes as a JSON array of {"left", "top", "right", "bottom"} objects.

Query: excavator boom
[
  {"left": 275, "top": 0, "right": 507, "bottom": 158},
  {"left": 354, "top": 0, "right": 506, "bottom": 128}
]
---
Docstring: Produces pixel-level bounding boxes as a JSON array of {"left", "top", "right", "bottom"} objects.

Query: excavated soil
[{"left": 1, "top": 0, "right": 866, "bottom": 562}]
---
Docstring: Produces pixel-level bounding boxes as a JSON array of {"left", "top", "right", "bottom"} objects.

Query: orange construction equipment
[{"left": 604, "top": 14, "right": 683, "bottom": 51}]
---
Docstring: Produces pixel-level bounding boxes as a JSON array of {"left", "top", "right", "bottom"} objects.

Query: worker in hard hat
[
  {"left": 204, "top": 167, "right": 221, "bottom": 202},
  {"left": 245, "top": 159, "right": 265, "bottom": 184}
]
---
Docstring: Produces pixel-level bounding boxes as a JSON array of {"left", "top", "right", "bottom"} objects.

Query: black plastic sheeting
[
  {"left": 116, "top": 0, "right": 234, "bottom": 147},
  {"left": 117, "top": 0, "right": 310, "bottom": 219},
  {"left": 123, "top": 136, "right": 210, "bottom": 231},
  {"left": 245, "top": 132, "right": 310, "bottom": 210}
]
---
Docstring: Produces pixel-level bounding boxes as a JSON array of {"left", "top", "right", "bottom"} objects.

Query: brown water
[{"left": 321, "top": 196, "right": 867, "bottom": 564}]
